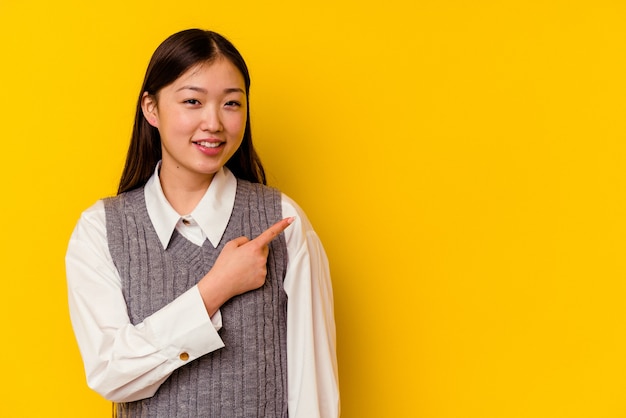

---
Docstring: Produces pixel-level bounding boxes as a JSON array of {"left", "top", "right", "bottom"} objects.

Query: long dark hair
[{"left": 117, "top": 29, "right": 266, "bottom": 194}]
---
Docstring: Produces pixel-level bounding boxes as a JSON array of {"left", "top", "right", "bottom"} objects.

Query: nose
[{"left": 201, "top": 105, "right": 223, "bottom": 133}]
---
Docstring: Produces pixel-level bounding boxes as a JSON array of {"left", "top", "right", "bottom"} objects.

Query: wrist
[{"left": 197, "top": 273, "right": 229, "bottom": 317}]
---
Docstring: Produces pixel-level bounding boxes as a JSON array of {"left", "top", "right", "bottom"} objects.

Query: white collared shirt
[{"left": 66, "top": 166, "right": 339, "bottom": 417}]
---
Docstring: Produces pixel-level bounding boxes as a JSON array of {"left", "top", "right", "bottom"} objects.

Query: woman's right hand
[{"left": 197, "top": 217, "right": 295, "bottom": 316}]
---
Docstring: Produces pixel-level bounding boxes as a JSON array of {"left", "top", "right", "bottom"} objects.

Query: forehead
[{"left": 173, "top": 58, "right": 246, "bottom": 90}]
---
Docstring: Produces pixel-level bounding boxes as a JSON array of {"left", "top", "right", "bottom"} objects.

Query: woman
[{"left": 66, "top": 29, "right": 339, "bottom": 417}]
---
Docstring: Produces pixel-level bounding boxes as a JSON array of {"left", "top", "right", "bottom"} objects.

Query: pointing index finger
[{"left": 253, "top": 217, "right": 296, "bottom": 246}]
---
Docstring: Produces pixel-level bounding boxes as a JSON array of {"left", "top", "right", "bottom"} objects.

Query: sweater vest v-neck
[{"left": 104, "top": 179, "right": 288, "bottom": 418}]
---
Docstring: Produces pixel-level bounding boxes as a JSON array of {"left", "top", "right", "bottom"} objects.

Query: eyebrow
[{"left": 176, "top": 86, "right": 245, "bottom": 94}]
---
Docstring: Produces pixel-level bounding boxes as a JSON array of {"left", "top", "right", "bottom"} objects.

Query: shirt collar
[{"left": 144, "top": 162, "right": 237, "bottom": 249}]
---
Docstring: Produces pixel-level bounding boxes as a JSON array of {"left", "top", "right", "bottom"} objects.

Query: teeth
[{"left": 197, "top": 141, "right": 221, "bottom": 148}]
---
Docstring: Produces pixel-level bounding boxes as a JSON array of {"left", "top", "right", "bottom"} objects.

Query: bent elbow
[{"left": 86, "top": 370, "right": 161, "bottom": 403}]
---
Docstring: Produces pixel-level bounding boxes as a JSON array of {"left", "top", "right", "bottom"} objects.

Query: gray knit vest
[{"left": 104, "top": 179, "right": 289, "bottom": 418}]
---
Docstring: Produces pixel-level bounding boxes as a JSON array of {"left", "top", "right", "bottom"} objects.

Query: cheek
[
  {"left": 160, "top": 111, "right": 196, "bottom": 135},
  {"left": 224, "top": 114, "right": 247, "bottom": 137}
]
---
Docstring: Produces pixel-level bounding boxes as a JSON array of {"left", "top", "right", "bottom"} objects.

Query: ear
[{"left": 141, "top": 92, "right": 159, "bottom": 128}]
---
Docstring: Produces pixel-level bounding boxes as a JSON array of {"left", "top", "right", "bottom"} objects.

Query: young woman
[{"left": 66, "top": 29, "right": 339, "bottom": 417}]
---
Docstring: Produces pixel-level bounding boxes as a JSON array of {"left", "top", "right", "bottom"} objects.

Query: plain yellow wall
[{"left": 1, "top": 1, "right": 625, "bottom": 417}]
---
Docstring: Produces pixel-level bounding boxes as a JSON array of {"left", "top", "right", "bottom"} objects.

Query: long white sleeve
[
  {"left": 282, "top": 195, "right": 340, "bottom": 418},
  {"left": 66, "top": 201, "right": 225, "bottom": 402}
]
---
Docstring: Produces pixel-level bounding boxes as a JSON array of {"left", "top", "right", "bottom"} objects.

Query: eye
[
  {"left": 184, "top": 99, "right": 201, "bottom": 105},
  {"left": 225, "top": 100, "right": 242, "bottom": 108}
]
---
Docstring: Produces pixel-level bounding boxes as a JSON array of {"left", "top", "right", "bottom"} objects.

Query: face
[{"left": 142, "top": 58, "right": 247, "bottom": 185}]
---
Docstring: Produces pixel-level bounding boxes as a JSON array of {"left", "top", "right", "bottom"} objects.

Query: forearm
[
  {"left": 66, "top": 203, "right": 225, "bottom": 402},
  {"left": 69, "top": 281, "right": 224, "bottom": 402}
]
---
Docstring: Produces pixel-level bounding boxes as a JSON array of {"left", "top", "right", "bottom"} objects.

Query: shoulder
[
  {"left": 101, "top": 189, "right": 148, "bottom": 233},
  {"left": 281, "top": 193, "right": 314, "bottom": 229},
  {"left": 281, "top": 193, "right": 305, "bottom": 221},
  {"left": 78, "top": 199, "right": 106, "bottom": 226},
  {"left": 102, "top": 188, "right": 143, "bottom": 211},
  {"left": 237, "top": 179, "right": 281, "bottom": 196},
  {"left": 279, "top": 193, "right": 321, "bottom": 250},
  {"left": 68, "top": 199, "right": 107, "bottom": 251},
  {"left": 236, "top": 179, "right": 283, "bottom": 213}
]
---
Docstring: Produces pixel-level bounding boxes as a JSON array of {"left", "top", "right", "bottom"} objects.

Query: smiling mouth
[{"left": 194, "top": 140, "right": 223, "bottom": 148}]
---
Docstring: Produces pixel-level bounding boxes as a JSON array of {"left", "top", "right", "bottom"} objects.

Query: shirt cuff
[{"left": 143, "top": 285, "right": 225, "bottom": 363}]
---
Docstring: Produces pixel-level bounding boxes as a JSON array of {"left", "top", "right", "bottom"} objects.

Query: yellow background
[{"left": 1, "top": 1, "right": 625, "bottom": 417}]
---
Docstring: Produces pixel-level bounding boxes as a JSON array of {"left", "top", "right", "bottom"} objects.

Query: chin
[{"left": 195, "top": 164, "right": 223, "bottom": 176}]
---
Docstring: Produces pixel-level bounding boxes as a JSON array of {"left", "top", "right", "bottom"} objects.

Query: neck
[{"left": 159, "top": 164, "right": 216, "bottom": 215}]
